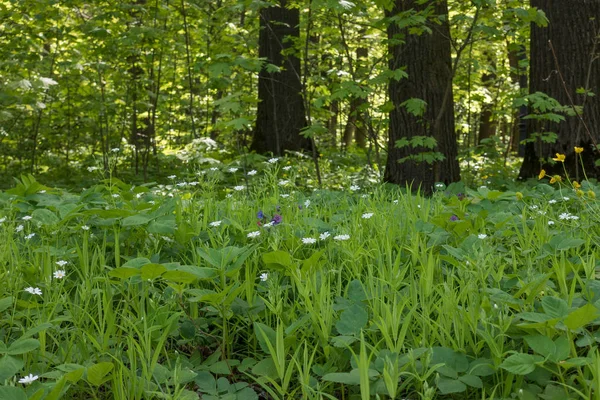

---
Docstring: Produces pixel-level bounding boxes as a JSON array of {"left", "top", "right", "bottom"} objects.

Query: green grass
[{"left": 1, "top": 161, "right": 600, "bottom": 400}]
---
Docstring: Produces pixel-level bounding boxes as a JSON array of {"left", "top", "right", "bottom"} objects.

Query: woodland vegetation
[{"left": 1, "top": 0, "right": 600, "bottom": 399}]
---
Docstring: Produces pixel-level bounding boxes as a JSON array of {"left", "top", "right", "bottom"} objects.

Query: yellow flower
[
  {"left": 553, "top": 153, "right": 566, "bottom": 162},
  {"left": 588, "top": 190, "right": 596, "bottom": 199},
  {"left": 576, "top": 189, "right": 584, "bottom": 197},
  {"left": 538, "top": 169, "right": 546, "bottom": 180},
  {"left": 516, "top": 192, "right": 523, "bottom": 200},
  {"left": 573, "top": 181, "right": 581, "bottom": 189},
  {"left": 575, "top": 146, "right": 584, "bottom": 154},
  {"left": 549, "top": 175, "right": 562, "bottom": 184}
]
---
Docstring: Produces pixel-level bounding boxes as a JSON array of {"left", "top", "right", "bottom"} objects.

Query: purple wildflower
[
  {"left": 450, "top": 215, "right": 459, "bottom": 221},
  {"left": 271, "top": 214, "right": 282, "bottom": 225},
  {"left": 257, "top": 210, "right": 264, "bottom": 219}
]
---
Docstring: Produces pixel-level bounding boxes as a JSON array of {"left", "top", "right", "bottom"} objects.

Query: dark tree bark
[
  {"left": 385, "top": 0, "right": 460, "bottom": 192},
  {"left": 507, "top": 43, "right": 528, "bottom": 154},
  {"left": 252, "top": 1, "right": 311, "bottom": 156},
  {"left": 478, "top": 54, "right": 496, "bottom": 144},
  {"left": 519, "top": 0, "right": 600, "bottom": 180}
]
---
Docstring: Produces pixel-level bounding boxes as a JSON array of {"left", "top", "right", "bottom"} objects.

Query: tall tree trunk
[
  {"left": 384, "top": 0, "right": 460, "bottom": 192},
  {"left": 519, "top": 0, "right": 600, "bottom": 180},
  {"left": 478, "top": 54, "right": 496, "bottom": 144},
  {"left": 252, "top": 0, "right": 311, "bottom": 156},
  {"left": 508, "top": 43, "right": 528, "bottom": 154}
]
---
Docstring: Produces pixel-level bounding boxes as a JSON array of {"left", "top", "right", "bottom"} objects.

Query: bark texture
[
  {"left": 385, "top": 0, "right": 460, "bottom": 192},
  {"left": 252, "top": 1, "right": 311, "bottom": 156},
  {"left": 519, "top": 0, "right": 600, "bottom": 180}
]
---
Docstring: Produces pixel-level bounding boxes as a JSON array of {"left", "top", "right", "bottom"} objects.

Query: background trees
[
  {"left": 519, "top": 0, "right": 600, "bottom": 180},
  {"left": 0, "top": 0, "right": 591, "bottom": 189}
]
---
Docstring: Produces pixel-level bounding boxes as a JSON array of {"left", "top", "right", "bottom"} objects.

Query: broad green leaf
[
  {"left": 262, "top": 250, "right": 292, "bottom": 268},
  {"left": 0, "top": 386, "right": 27, "bottom": 400},
  {"left": 162, "top": 270, "right": 197, "bottom": 284},
  {"left": 437, "top": 377, "right": 466, "bottom": 394},
  {"left": 458, "top": 374, "right": 483, "bottom": 388},
  {"left": 32, "top": 209, "right": 59, "bottom": 226},
  {"left": 524, "top": 335, "right": 555, "bottom": 359},
  {"left": 7, "top": 338, "right": 40, "bottom": 355},
  {"left": 500, "top": 353, "right": 543, "bottom": 375},
  {"left": 121, "top": 214, "right": 153, "bottom": 227},
  {"left": 251, "top": 357, "right": 277, "bottom": 379},
  {"left": 140, "top": 263, "right": 166, "bottom": 280},
  {"left": 86, "top": 362, "right": 114, "bottom": 386},
  {"left": 565, "top": 303, "right": 599, "bottom": 330},
  {"left": 0, "top": 355, "right": 24, "bottom": 381},
  {"left": 121, "top": 257, "right": 151, "bottom": 268},
  {"left": 108, "top": 267, "right": 140, "bottom": 279},
  {"left": 431, "top": 347, "right": 469, "bottom": 374},
  {"left": 335, "top": 304, "right": 368, "bottom": 336},
  {"left": 322, "top": 370, "right": 361, "bottom": 385},
  {"left": 254, "top": 323, "right": 276, "bottom": 355},
  {"left": 0, "top": 297, "right": 13, "bottom": 313},
  {"left": 541, "top": 296, "right": 569, "bottom": 318}
]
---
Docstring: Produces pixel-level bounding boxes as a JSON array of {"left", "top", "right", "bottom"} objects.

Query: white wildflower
[
  {"left": 234, "top": 185, "right": 245, "bottom": 191},
  {"left": 362, "top": 212, "right": 374, "bottom": 219},
  {"left": 22, "top": 215, "right": 32, "bottom": 221},
  {"left": 302, "top": 237, "right": 317, "bottom": 244},
  {"left": 81, "top": 225, "right": 90, "bottom": 231},
  {"left": 350, "top": 185, "right": 360, "bottom": 191},
  {"left": 259, "top": 272, "right": 268, "bottom": 281},
  {"left": 15, "top": 225, "right": 24, "bottom": 233},
  {"left": 334, "top": 234, "right": 350, "bottom": 241},
  {"left": 247, "top": 231, "right": 261, "bottom": 238},
  {"left": 209, "top": 220, "right": 222, "bottom": 227},
  {"left": 478, "top": 234, "right": 488, "bottom": 239},
  {"left": 24, "top": 287, "right": 42, "bottom": 296},
  {"left": 53, "top": 270, "right": 66, "bottom": 279},
  {"left": 283, "top": 166, "right": 292, "bottom": 171},
  {"left": 268, "top": 158, "right": 278, "bottom": 164},
  {"left": 319, "top": 231, "right": 331, "bottom": 240},
  {"left": 247, "top": 170, "right": 257, "bottom": 176},
  {"left": 25, "top": 233, "right": 35, "bottom": 240},
  {"left": 278, "top": 180, "right": 289, "bottom": 186},
  {"left": 228, "top": 167, "right": 238, "bottom": 173},
  {"left": 548, "top": 220, "right": 555, "bottom": 225},
  {"left": 56, "top": 260, "right": 68, "bottom": 267},
  {"left": 18, "top": 374, "right": 39, "bottom": 384}
]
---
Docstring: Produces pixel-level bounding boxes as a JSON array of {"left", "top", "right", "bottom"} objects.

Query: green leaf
[
  {"left": 121, "top": 257, "right": 151, "bottom": 268},
  {"left": 32, "top": 209, "right": 60, "bottom": 226},
  {"left": 437, "top": 377, "right": 466, "bottom": 394},
  {"left": 0, "top": 355, "right": 24, "bottom": 381},
  {"left": 458, "top": 374, "right": 483, "bottom": 388},
  {"left": 541, "top": 296, "right": 569, "bottom": 318},
  {"left": 147, "top": 217, "right": 176, "bottom": 235},
  {"left": 565, "top": 303, "right": 599, "bottom": 330},
  {"left": 121, "top": 214, "right": 153, "bottom": 227},
  {"left": 555, "top": 238, "right": 585, "bottom": 251},
  {"left": 335, "top": 304, "right": 368, "bottom": 336},
  {"left": 0, "top": 297, "right": 13, "bottom": 313},
  {"left": 140, "top": 263, "right": 166, "bottom": 280},
  {"left": 251, "top": 357, "right": 277, "bottom": 379},
  {"left": 322, "top": 370, "right": 361, "bottom": 385},
  {"left": 7, "top": 338, "right": 40, "bottom": 355},
  {"left": 0, "top": 386, "right": 27, "bottom": 400},
  {"left": 254, "top": 323, "right": 276, "bottom": 355},
  {"left": 500, "top": 353, "right": 543, "bottom": 375},
  {"left": 108, "top": 267, "right": 140, "bottom": 279},
  {"left": 86, "top": 362, "right": 114, "bottom": 386},
  {"left": 262, "top": 250, "right": 293, "bottom": 268},
  {"left": 400, "top": 98, "right": 427, "bottom": 117},
  {"left": 524, "top": 335, "right": 555, "bottom": 358},
  {"left": 162, "top": 270, "right": 197, "bottom": 284}
]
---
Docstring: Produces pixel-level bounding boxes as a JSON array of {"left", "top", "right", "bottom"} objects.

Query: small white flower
[
  {"left": 167, "top": 175, "right": 176, "bottom": 179},
  {"left": 56, "top": 260, "right": 68, "bottom": 267},
  {"left": 0, "top": 217, "right": 6, "bottom": 223},
  {"left": 393, "top": 200, "right": 399, "bottom": 204},
  {"left": 81, "top": 225, "right": 90, "bottom": 231},
  {"left": 234, "top": 185, "right": 245, "bottom": 191},
  {"left": 247, "top": 231, "right": 261, "bottom": 238},
  {"left": 209, "top": 220, "right": 222, "bottom": 227},
  {"left": 136, "top": 193, "right": 144, "bottom": 199},
  {"left": 563, "top": 197, "right": 570, "bottom": 201},
  {"left": 111, "top": 148, "right": 120, "bottom": 153},
  {"left": 228, "top": 167, "right": 238, "bottom": 173},
  {"left": 319, "top": 231, "right": 331, "bottom": 240},
  {"left": 304, "top": 199, "right": 311, "bottom": 208},
  {"left": 548, "top": 199, "right": 557, "bottom": 204},
  {"left": 259, "top": 272, "right": 268, "bottom": 281},
  {"left": 24, "top": 287, "right": 42, "bottom": 296},
  {"left": 162, "top": 236, "right": 173, "bottom": 242},
  {"left": 361, "top": 194, "right": 368, "bottom": 198},
  {"left": 268, "top": 158, "right": 278, "bottom": 164},
  {"left": 435, "top": 183, "right": 445, "bottom": 188},
  {"left": 25, "top": 233, "right": 35, "bottom": 240},
  {"left": 263, "top": 221, "right": 274, "bottom": 228},
  {"left": 529, "top": 205, "right": 539, "bottom": 210},
  {"left": 278, "top": 180, "right": 289, "bottom": 186},
  {"left": 87, "top": 166, "right": 99, "bottom": 172},
  {"left": 334, "top": 234, "right": 350, "bottom": 241},
  {"left": 350, "top": 185, "right": 360, "bottom": 191},
  {"left": 247, "top": 170, "right": 257, "bottom": 176},
  {"left": 479, "top": 185, "right": 487, "bottom": 189},
  {"left": 283, "top": 166, "right": 292, "bottom": 171},
  {"left": 39, "top": 190, "right": 46, "bottom": 194},
  {"left": 559, "top": 213, "right": 570, "bottom": 220},
  {"left": 280, "top": 194, "right": 290, "bottom": 198},
  {"left": 210, "top": 167, "right": 218, "bottom": 171},
  {"left": 53, "top": 270, "right": 66, "bottom": 279},
  {"left": 112, "top": 194, "right": 119, "bottom": 198},
  {"left": 548, "top": 220, "right": 555, "bottom": 225},
  {"left": 478, "top": 234, "right": 488, "bottom": 239},
  {"left": 302, "top": 237, "right": 317, "bottom": 244},
  {"left": 15, "top": 225, "right": 24, "bottom": 233},
  {"left": 18, "top": 374, "right": 39, "bottom": 384},
  {"left": 226, "top": 194, "right": 233, "bottom": 198},
  {"left": 362, "top": 212, "right": 374, "bottom": 219},
  {"left": 569, "top": 215, "right": 579, "bottom": 220},
  {"left": 22, "top": 215, "right": 32, "bottom": 221}
]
